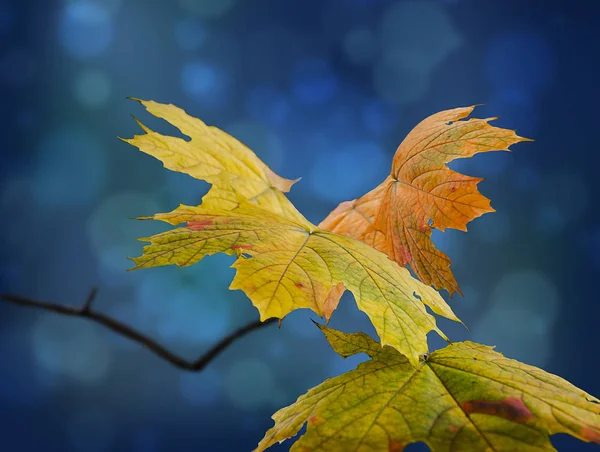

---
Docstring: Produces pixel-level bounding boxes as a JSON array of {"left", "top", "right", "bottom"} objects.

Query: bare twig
[{"left": 0, "top": 289, "right": 277, "bottom": 371}]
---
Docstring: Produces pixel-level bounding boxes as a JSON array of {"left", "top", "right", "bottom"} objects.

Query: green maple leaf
[
  {"left": 256, "top": 324, "right": 600, "bottom": 452},
  {"left": 129, "top": 200, "right": 460, "bottom": 367}
]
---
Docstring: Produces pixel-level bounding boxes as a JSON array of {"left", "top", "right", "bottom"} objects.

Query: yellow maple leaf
[
  {"left": 256, "top": 325, "right": 600, "bottom": 452},
  {"left": 130, "top": 199, "right": 461, "bottom": 366},
  {"left": 320, "top": 106, "right": 532, "bottom": 296},
  {"left": 120, "top": 98, "right": 304, "bottom": 221}
]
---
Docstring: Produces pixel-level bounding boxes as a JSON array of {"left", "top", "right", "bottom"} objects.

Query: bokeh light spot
[
  {"left": 472, "top": 307, "right": 553, "bottom": 367},
  {"left": 342, "top": 28, "right": 375, "bottom": 65},
  {"left": 136, "top": 271, "right": 232, "bottom": 345},
  {"left": 374, "top": 1, "right": 460, "bottom": 105},
  {"left": 379, "top": 1, "right": 461, "bottom": 71},
  {"left": 58, "top": 1, "right": 113, "bottom": 58},
  {"left": 156, "top": 287, "right": 231, "bottom": 343},
  {"left": 74, "top": 69, "right": 111, "bottom": 107},
  {"left": 491, "top": 270, "right": 560, "bottom": 320},
  {"left": 181, "top": 61, "right": 215, "bottom": 95},
  {"left": 471, "top": 270, "right": 560, "bottom": 367},
  {"left": 64, "top": 0, "right": 123, "bottom": 15},
  {"left": 31, "top": 314, "right": 112, "bottom": 383},
  {"left": 180, "top": 61, "right": 230, "bottom": 108}
]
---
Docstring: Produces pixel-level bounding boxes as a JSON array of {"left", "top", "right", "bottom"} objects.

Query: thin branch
[{"left": 0, "top": 289, "right": 278, "bottom": 372}]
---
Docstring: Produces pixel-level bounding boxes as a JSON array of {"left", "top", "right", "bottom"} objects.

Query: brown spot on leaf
[
  {"left": 295, "top": 282, "right": 305, "bottom": 289},
  {"left": 231, "top": 244, "right": 252, "bottom": 250},
  {"left": 462, "top": 397, "right": 533, "bottom": 422},
  {"left": 581, "top": 426, "right": 600, "bottom": 444},
  {"left": 398, "top": 246, "right": 412, "bottom": 264},
  {"left": 187, "top": 220, "right": 213, "bottom": 230},
  {"left": 388, "top": 441, "right": 404, "bottom": 452},
  {"left": 308, "top": 415, "right": 325, "bottom": 426},
  {"left": 449, "top": 425, "right": 460, "bottom": 432}
]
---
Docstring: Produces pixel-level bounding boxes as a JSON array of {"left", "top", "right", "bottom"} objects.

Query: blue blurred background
[{"left": 0, "top": 0, "right": 599, "bottom": 451}]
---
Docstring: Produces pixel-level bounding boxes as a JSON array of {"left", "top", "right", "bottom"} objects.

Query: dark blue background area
[{"left": 1, "top": 0, "right": 599, "bottom": 451}]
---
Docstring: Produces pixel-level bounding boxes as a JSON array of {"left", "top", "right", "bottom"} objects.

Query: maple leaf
[
  {"left": 121, "top": 98, "right": 305, "bottom": 222},
  {"left": 256, "top": 324, "right": 600, "bottom": 452},
  {"left": 130, "top": 199, "right": 461, "bottom": 366},
  {"left": 319, "top": 106, "right": 532, "bottom": 296}
]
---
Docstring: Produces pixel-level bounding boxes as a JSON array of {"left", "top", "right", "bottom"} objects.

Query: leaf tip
[
  {"left": 131, "top": 115, "right": 151, "bottom": 133},
  {"left": 453, "top": 286, "right": 464, "bottom": 298},
  {"left": 581, "top": 426, "right": 600, "bottom": 444},
  {"left": 125, "top": 257, "right": 140, "bottom": 272},
  {"left": 311, "top": 318, "right": 324, "bottom": 329}
]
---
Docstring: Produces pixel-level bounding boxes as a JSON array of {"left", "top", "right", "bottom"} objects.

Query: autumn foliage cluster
[{"left": 125, "top": 99, "right": 600, "bottom": 451}]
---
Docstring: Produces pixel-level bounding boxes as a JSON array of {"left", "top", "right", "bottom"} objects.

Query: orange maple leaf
[{"left": 319, "top": 106, "right": 531, "bottom": 296}]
